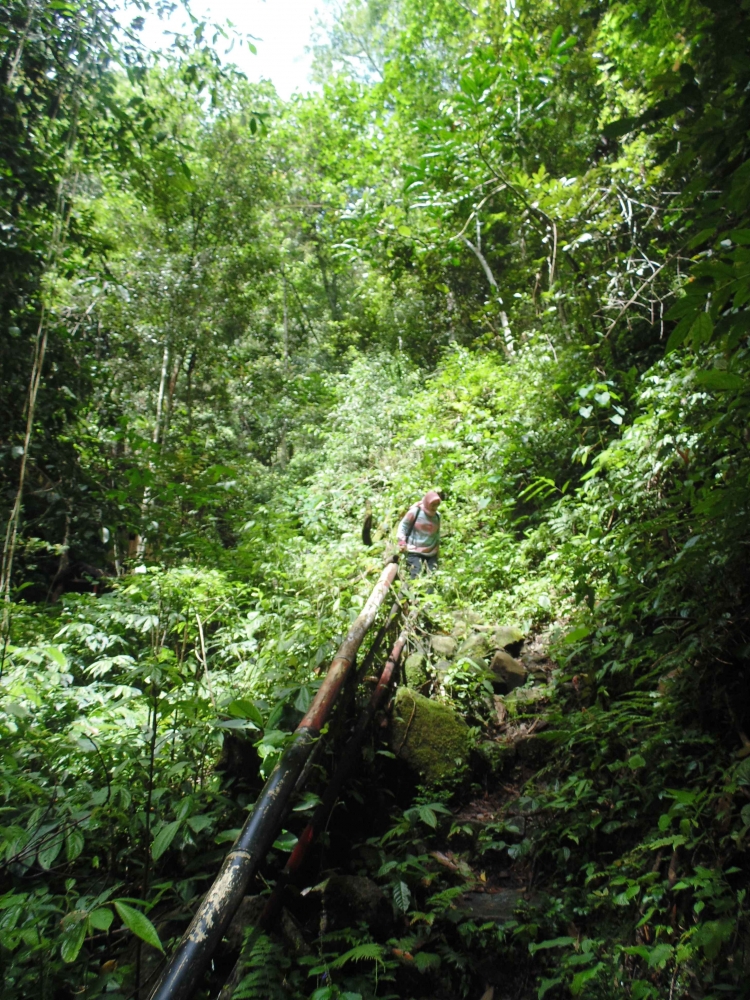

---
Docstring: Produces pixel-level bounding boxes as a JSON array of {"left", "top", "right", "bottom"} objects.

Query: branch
[
  {"left": 604, "top": 246, "right": 685, "bottom": 337},
  {"left": 461, "top": 235, "right": 515, "bottom": 355},
  {"left": 451, "top": 185, "right": 507, "bottom": 242}
]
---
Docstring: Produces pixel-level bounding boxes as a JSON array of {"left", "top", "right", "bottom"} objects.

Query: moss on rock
[
  {"left": 403, "top": 651, "right": 430, "bottom": 689},
  {"left": 457, "top": 632, "right": 491, "bottom": 661},
  {"left": 389, "top": 686, "right": 471, "bottom": 785}
]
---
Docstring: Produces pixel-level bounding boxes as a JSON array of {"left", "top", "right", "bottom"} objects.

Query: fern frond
[{"left": 328, "top": 942, "right": 384, "bottom": 970}]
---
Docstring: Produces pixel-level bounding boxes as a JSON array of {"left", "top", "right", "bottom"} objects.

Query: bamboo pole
[
  {"left": 216, "top": 622, "right": 410, "bottom": 1000},
  {"left": 148, "top": 560, "right": 399, "bottom": 1000}
]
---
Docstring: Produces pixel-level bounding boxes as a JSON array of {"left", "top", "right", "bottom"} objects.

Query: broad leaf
[
  {"left": 151, "top": 820, "right": 182, "bottom": 861},
  {"left": 114, "top": 902, "right": 163, "bottom": 952}
]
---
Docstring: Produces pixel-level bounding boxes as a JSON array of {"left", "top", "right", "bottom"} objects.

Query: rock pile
[
  {"left": 422, "top": 617, "right": 529, "bottom": 696},
  {"left": 388, "top": 615, "right": 539, "bottom": 783}
]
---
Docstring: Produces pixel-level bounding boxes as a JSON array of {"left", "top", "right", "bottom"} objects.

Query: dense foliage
[{"left": 1, "top": 0, "right": 749, "bottom": 998}]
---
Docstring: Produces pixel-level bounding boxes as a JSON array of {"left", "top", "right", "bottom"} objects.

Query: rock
[
  {"left": 490, "top": 626, "right": 524, "bottom": 650},
  {"left": 510, "top": 684, "right": 551, "bottom": 707},
  {"left": 475, "top": 740, "right": 516, "bottom": 773},
  {"left": 489, "top": 650, "right": 527, "bottom": 692},
  {"left": 457, "top": 632, "right": 490, "bottom": 661},
  {"left": 431, "top": 634, "right": 458, "bottom": 658},
  {"left": 225, "top": 895, "right": 266, "bottom": 951},
  {"left": 434, "top": 658, "right": 453, "bottom": 681},
  {"left": 403, "top": 651, "right": 430, "bottom": 689},
  {"left": 515, "top": 735, "right": 547, "bottom": 767},
  {"left": 390, "top": 686, "right": 471, "bottom": 784},
  {"left": 306, "top": 875, "right": 392, "bottom": 936},
  {"left": 451, "top": 610, "right": 483, "bottom": 637},
  {"left": 456, "top": 890, "right": 542, "bottom": 924}
]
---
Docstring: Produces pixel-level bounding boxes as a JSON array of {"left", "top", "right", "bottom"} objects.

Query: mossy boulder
[
  {"left": 490, "top": 626, "right": 525, "bottom": 650},
  {"left": 403, "top": 651, "right": 430, "bottom": 689},
  {"left": 451, "top": 610, "right": 483, "bottom": 638},
  {"left": 431, "top": 634, "right": 458, "bottom": 658},
  {"left": 434, "top": 657, "right": 453, "bottom": 681},
  {"left": 489, "top": 650, "right": 527, "bottom": 692},
  {"left": 390, "top": 687, "right": 471, "bottom": 784},
  {"left": 457, "top": 632, "right": 490, "bottom": 661}
]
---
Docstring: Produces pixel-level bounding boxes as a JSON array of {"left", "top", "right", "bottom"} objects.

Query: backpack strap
[{"left": 403, "top": 504, "right": 421, "bottom": 541}]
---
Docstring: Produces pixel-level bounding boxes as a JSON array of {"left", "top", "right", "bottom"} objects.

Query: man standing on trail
[{"left": 397, "top": 490, "right": 442, "bottom": 577}]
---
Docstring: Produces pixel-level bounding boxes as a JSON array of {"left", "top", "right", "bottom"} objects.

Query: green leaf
[
  {"left": 38, "top": 830, "right": 64, "bottom": 869},
  {"left": 393, "top": 880, "right": 411, "bottom": 913},
  {"left": 152, "top": 820, "right": 182, "bottom": 861},
  {"left": 689, "top": 312, "right": 713, "bottom": 346},
  {"left": 88, "top": 907, "right": 114, "bottom": 931},
  {"left": 215, "top": 828, "right": 240, "bottom": 844},
  {"left": 66, "top": 828, "right": 84, "bottom": 862},
  {"left": 628, "top": 754, "right": 646, "bottom": 769},
  {"left": 186, "top": 814, "right": 212, "bottom": 833},
  {"left": 741, "top": 804, "right": 750, "bottom": 826},
  {"left": 60, "top": 911, "right": 88, "bottom": 963},
  {"left": 614, "top": 883, "right": 641, "bottom": 905},
  {"left": 686, "top": 228, "right": 717, "bottom": 250},
  {"left": 329, "top": 942, "right": 383, "bottom": 969},
  {"left": 647, "top": 942, "right": 674, "bottom": 969},
  {"left": 666, "top": 314, "right": 694, "bottom": 352},
  {"left": 694, "top": 370, "right": 745, "bottom": 391},
  {"left": 570, "top": 964, "right": 604, "bottom": 995},
  {"left": 549, "top": 25, "right": 563, "bottom": 50},
  {"left": 648, "top": 834, "right": 686, "bottom": 851},
  {"left": 418, "top": 805, "right": 438, "bottom": 828},
  {"left": 564, "top": 626, "right": 590, "bottom": 644},
  {"left": 114, "top": 902, "right": 163, "bottom": 952},
  {"left": 695, "top": 919, "right": 733, "bottom": 960},
  {"left": 413, "top": 951, "right": 440, "bottom": 971},
  {"left": 272, "top": 830, "right": 298, "bottom": 851},
  {"left": 664, "top": 296, "right": 702, "bottom": 321},
  {"left": 529, "top": 936, "right": 575, "bottom": 955},
  {"left": 44, "top": 646, "right": 67, "bottom": 667},
  {"left": 538, "top": 978, "right": 562, "bottom": 999},
  {"left": 624, "top": 945, "right": 650, "bottom": 961},
  {"left": 729, "top": 229, "right": 750, "bottom": 244},
  {"left": 226, "top": 699, "right": 264, "bottom": 727},
  {"left": 294, "top": 685, "right": 313, "bottom": 713}
]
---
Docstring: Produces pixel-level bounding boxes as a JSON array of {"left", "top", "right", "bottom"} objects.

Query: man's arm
[{"left": 397, "top": 506, "right": 419, "bottom": 550}]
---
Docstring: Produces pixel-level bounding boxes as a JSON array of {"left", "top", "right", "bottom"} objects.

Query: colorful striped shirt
[{"left": 397, "top": 503, "right": 441, "bottom": 557}]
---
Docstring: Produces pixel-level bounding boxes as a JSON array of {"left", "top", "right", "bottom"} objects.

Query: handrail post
[
  {"left": 148, "top": 560, "right": 399, "bottom": 1000},
  {"left": 260, "top": 623, "right": 411, "bottom": 925}
]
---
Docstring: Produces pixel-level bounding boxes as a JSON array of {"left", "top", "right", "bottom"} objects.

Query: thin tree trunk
[
  {"left": 0, "top": 309, "right": 48, "bottom": 607},
  {"left": 153, "top": 341, "right": 170, "bottom": 447},
  {"left": 136, "top": 342, "right": 170, "bottom": 560},
  {"left": 136, "top": 687, "right": 159, "bottom": 1000},
  {"left": 6, "top": 0, "right": 38, "bottom": 90},
  {"left": 0, "top": 9, "right": 88, "bottom": 618},
  {"left": 162, "top": 351, "right": 182, "bottom": 444},
  {"left": 186, "top": 349, "right": 197, "bottom": 433},
  {"left": 462, "top": 226, "right": 515, "bottom": 356},
  {"left": 282, "top": 274, "right": 290, "bottom": 365},
  {"left": 46, "top": 509, "right": 71, "bottom": 603}
]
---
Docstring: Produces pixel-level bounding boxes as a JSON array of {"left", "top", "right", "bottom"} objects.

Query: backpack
[{"left": 402, "top": 503, "right": 421, "bottom": 542}]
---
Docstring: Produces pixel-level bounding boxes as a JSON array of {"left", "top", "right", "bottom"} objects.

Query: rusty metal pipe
[{"left": 149, "top": 560, "right": 399, "bottom": 1000}]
